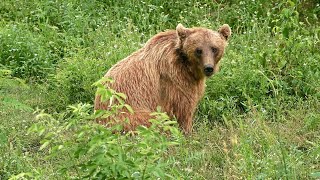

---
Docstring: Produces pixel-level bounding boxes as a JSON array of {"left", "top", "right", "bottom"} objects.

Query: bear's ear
[
  {"left": 176, "top": 23, "right": 189, "bottom": 41},
  {"left": 218, "top": 24, "right": 231, "bottom": 40}
]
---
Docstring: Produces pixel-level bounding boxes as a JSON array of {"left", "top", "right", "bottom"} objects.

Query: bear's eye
[
  {"left": 211, "top": 47, "right": 218, "bottom": 54},
  {"left": 195, "top": 48, "right": 202, "bottom": 57}
]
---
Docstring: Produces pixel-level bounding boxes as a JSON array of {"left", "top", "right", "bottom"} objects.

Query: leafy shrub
[
  {"left": 0, "top": 23, "right": 64, "bottom": 82},
  {"left": 0, "top": 24, "right": 49, "bottom": 81},
  {"left": 28, "top": 79, "right": 184, "bottom": 179},
  {"left": 48, "top": 56, "right": 108, "bottom": 109}
]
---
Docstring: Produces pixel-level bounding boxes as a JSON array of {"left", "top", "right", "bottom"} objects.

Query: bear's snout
[{"left": 204, "top": 65, "right": 214, "bottom": 77}]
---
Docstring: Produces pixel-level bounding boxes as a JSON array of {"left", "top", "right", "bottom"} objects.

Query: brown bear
[{"left": 94, "top": 23, "right": 231, "bottom": 134}]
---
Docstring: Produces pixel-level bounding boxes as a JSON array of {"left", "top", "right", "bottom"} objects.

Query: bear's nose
[{"left": 204, "top": 65, "right": 214, "bottom": 76}]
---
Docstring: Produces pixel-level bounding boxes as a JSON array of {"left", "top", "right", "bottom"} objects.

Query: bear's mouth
[{"left": 204, "top": 71, "right": 214, "bottom": 77}]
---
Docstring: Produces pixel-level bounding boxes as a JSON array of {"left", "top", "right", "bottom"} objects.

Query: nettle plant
[{"left": 28, "top": 78, "right": 184, "bottom": 179}]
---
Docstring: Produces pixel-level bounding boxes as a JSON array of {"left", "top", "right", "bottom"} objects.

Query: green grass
[
  {"left": 1, "top": 0, "right": 320, "bottom": 179},
  {"left": 0, "top": 78, "right": 56, "bottom": 178}
]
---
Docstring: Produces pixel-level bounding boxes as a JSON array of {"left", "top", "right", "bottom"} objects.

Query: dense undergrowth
[{"left": 0, "top": 0, "right": 319, "bottom": 179}]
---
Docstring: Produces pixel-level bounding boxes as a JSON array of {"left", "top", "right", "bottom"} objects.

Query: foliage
[
  {"left": 27, "top": 79, "right": 184, "bottom": 179},
  {"left": 0, "top": 24, "right": 49, "bottom": 81}
]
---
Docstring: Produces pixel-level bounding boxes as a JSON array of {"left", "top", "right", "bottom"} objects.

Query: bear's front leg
[
  {"left": 175, "top": 104, "right": 196, "bottom": 135},
  {"left": 179, "top": 116, "right": 193, "bottom": 135}
]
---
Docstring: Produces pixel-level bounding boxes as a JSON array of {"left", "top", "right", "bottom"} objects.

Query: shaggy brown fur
[{"left": 94, "top": 24, "right": 231, "bottom": 134}]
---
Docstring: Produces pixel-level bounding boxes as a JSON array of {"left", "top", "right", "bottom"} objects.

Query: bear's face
[{"left": 176, "top": 24, "right": 231, "bottom": 79}]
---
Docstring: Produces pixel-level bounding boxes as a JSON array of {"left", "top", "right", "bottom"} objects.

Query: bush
[
  {"left": 49, "top": 56, "right": 108, "bottom": 109},
  {"left": 27, "top": 79, "right": 184, "bottom": 179},
  {"left": 0, "top": 24, "right": 50, "bottom": 81}
]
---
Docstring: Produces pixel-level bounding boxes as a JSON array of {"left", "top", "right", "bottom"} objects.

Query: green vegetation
[{"left": 1, "top": 0, "right": 319, "bottom": 179}]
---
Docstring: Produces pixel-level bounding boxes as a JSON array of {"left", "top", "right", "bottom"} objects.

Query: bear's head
[{"left": 176, "top": 24, "right": 231, "bottom": 79}]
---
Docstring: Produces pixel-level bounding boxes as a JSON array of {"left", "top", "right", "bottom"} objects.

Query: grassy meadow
[{"left": 0, "top": 0, "right": 320, "bottom": 179}]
